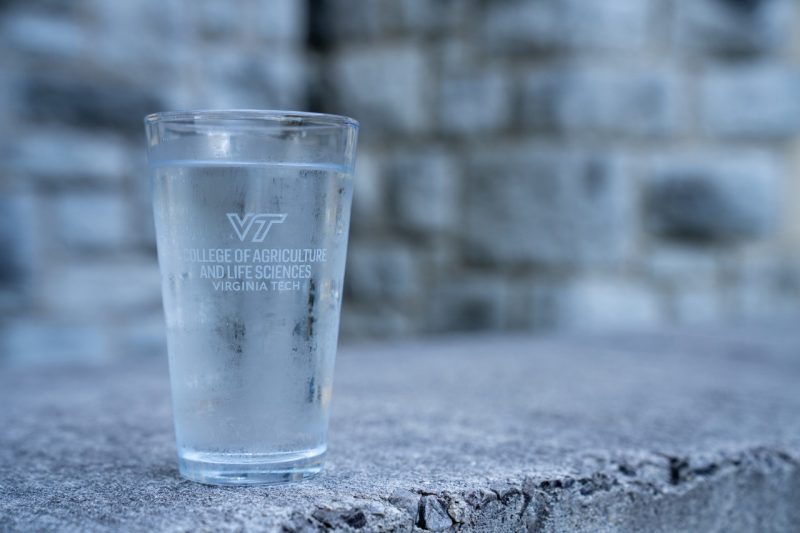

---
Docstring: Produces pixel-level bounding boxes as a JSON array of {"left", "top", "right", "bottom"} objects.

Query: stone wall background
[{"left": 1, "top": 0, "right": 799, "bottom": 364}]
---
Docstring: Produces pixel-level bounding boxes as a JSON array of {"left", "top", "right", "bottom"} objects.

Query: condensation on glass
[{"left": 144, "top": 110, "right": 358, "bottom": 485}]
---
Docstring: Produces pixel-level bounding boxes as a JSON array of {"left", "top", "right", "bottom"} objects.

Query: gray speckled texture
[{"left": 2, "top": 325, "right": 800, "bottom": 532}]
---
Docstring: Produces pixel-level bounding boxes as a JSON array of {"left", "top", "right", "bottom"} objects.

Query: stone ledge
[{"left": 1, "top": 324, "right": 799, "bottom": 531}]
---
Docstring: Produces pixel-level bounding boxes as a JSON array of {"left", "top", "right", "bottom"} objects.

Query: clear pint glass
[{"left": 144, "top": 110, "right": 358, "bottom": 485}]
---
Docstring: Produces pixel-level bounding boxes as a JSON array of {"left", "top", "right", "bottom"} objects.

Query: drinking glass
[{"left": 144, "top": 110, "right": 358, "bottom": 485}]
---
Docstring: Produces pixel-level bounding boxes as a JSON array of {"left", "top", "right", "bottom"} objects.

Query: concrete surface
[{"left": 1, "top": 325, "right": 800, "bottom": 531}]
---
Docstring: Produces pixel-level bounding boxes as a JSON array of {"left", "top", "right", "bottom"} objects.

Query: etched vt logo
[{"left": 226, "top": 213, "right": 287, "bottom": 242}]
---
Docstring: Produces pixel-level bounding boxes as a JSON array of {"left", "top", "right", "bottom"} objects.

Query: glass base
[{"left": 177, "top": 445, "right": 326, "bottom": 486}]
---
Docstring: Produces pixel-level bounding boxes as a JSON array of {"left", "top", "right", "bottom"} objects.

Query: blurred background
[{"left": 1, "top": 0, "right": 799, "bottom": 366}]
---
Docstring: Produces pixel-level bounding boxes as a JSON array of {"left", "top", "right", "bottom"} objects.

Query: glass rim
[{"left": 144, "top": 109, "right": 360, "bottom": 130}]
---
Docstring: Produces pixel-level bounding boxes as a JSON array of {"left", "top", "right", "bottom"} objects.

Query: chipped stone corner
[{"left": 284, "top": 447, "right": 799, "bottom": 532}]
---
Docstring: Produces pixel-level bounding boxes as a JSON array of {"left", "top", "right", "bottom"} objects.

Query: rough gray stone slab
[
  {"left": 2, "top": 325, "right": 800, "bottom": 531},
  {"left": 24, "top": 78, "right": 162, "bottom": 137},
  {"left": 437, "top": 71, "right": 512, "bottom": 136},
  {"left": 319, "top": 0, "right": 469, "bottom": 41},
  {"left": 329, "top": 46, "right": 429, "bottom": 135},
  {"left": 428, "top": 276, "right": 510, "bottom": 333},
  {"left": 0, "top": 194, "right": 39, "bottom": 287},
  {"left": 483, "top": 0, "right": 654, "bottom": 52},
  {"left": 673, "top": 0, "right": 793, "bottom": 55},
  {"left": 645, "top": 151, "right": 780, "bottom": 241},
  {"left": 7, "top": 129, "right": 130, "bottom": 183},
  {"left": 0, "top": 319, "right": 111, "bottom": 366},
  {"left": 528, "top": 277, "right": 662, "bottom": 332},
  {"left": 51, "top": 193, "right": 128, "bottom": 251},
  {"left": 522, "top": 67, "right": 684, "bottom": 137},
  {"left": 37, "top": 259, "right": 162, "bottom": 320},
  {"left": 465, "top": 149, "right": 634, "bottom": 267},
  {"left": 385, "top": 151, "right": 458, "bottom": 233},
  {"left": 345, "top": 244, "right": 419, "bottom": 305},
  {"left": 200, "top": 50, "right": 308, "bottom": 111},
  {"left": 701, "top": 65, "right": 800, "bottom": 139},
  {"left": 349, "top": 151, "right": 384, "bottom": 235}
]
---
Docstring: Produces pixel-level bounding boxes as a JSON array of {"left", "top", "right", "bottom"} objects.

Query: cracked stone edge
[{"left": 278, "top": 446, "right": 800, "bottom": 532}]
